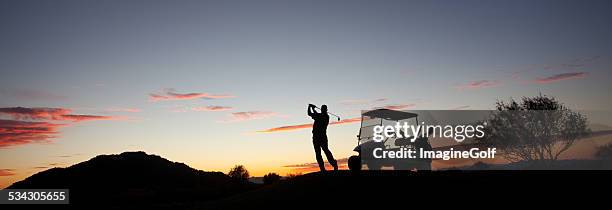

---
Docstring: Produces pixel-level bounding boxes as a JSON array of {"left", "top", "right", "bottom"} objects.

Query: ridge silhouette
[{"left": 8, "top": 151, "right": 256, "bottom": 205}]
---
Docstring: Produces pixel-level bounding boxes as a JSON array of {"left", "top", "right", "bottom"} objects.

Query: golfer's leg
[
  {"left": 313, "top": 140, "right": 325, "bottom": 171},
  {"left": 321, "top": 139, "right": 337, "bottom": 168}
]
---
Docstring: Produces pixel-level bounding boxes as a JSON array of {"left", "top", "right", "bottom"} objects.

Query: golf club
[{"left": 310, "top": 104, "right": 341, "bottom": 121}]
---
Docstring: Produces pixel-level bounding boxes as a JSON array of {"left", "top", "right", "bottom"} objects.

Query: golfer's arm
[{"left": 307, "top": 106, "right": 314, "bottom": 116}]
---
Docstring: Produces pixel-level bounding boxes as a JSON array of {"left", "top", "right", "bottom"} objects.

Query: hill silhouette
[
  {"left": 8, "top": 151, "right": 256, "bottom": 207},
  {"left": 8, "top": 151, "right": 611, "bottom": 209}
]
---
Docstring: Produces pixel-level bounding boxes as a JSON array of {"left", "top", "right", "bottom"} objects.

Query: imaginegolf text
[{"left": 373, "top": 148, "right": 497, "bottom": 160}]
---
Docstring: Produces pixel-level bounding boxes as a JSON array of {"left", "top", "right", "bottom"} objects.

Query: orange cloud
[
  {"left": 283, "top": 158, "right": 349, "bottom": 173},
  {"left": 0, "top": 119, "right": 66, "bottom": 148},
  {"left": 257, "top": 123, "right": 312, "bottom": 133},
  {"left": 0, "top": 169, "right": 16, "bottom": 176},
  {"left": 534, "top": 72, "right": 588, "bottom": 84},
  {"left": 258, "top": 117, "right": 361, "bottom": 133},
  {"left": 456, "top": 80, "right": 500, "bottom": 90},
  {"left": 149, "top": 88, "right": 235, "bottom": 102},
  {"left": 192, "top": 106, "right": 233, "bottom": 112}
]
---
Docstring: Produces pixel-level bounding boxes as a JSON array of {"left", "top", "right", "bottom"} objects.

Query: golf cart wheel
[{"left": 348, "top": 155, "right": 361, "bottom": 172}]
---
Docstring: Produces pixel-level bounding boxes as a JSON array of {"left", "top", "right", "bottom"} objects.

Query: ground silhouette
[
  {"left": 8, "top": 151, "right": 257, "bottom": 208},
  {"left": 200, "top": 169, "right": 611, "bottom": 209},
  {"left": 7, "top": 151, "right": 611, "bottom": 209}
]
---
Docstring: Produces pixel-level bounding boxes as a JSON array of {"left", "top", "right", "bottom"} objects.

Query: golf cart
[{"left": 348, "top": 109, "right": 428, "bottom": 171}]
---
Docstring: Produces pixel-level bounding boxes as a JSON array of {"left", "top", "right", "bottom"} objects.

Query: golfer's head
[{"left": 321, "top": 105, "right": 327, "bottom": 112}]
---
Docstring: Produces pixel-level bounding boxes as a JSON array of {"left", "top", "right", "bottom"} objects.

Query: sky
[{"left": 1, "top": 0, "right": 612, "bottom": 188}]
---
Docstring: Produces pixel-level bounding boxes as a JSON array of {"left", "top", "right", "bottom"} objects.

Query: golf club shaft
[{"left": 311, "top": 105, "right": 341, "bottom": 120}]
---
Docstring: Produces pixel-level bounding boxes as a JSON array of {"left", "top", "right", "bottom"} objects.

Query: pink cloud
[
  {"left": 456, "top": 80, "right": 500, "bottom": 90},
  {"left": 341, "top": 98, "right": 388, "bottom": 105},
  {"left": 0, "top": 107, "right": 120, "bottom": 122},
  {"left": 59, "top": 115, "right": 122, "bottom": 122},
  {"left": 257, "top": 117, "right": 361, "bottom": 133},
  {"left": 0, "top": 107, "right": 71, "bottom": 120},
  {"left": 533, "top": 72, "right": 588, "bottom": 84},
  {"left": 0, "top": 107, "right": 124, "bottom": 148},
  {"left": 376, "top": 103, "right": 416, "bottom": 110},
  {"left": 0, "top": 120, "right": 66, "bottom": 148},
  {"left": 149, "top": 88, "right": 235, "bottom": 102},
  {"left": 192, "top": 106, "right": 233, "bottom": 112},
  {"left": 225, "top": 111, "right": 277, "bottom": 122},
  {"left": 105, "top": 108, "right": 141, "bottom": 113}
]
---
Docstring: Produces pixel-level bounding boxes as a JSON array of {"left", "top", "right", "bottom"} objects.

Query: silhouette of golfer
[
  {"left": 308, "top": 104, "right": 338, "bottom": 171},
  {"left": 414, "top": 127, "right": 433, "bottom": 170}
]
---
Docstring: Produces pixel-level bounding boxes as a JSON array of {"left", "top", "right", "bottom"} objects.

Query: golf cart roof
[{"left": 362, "top": 109, "right": 417, "bottom": 121}]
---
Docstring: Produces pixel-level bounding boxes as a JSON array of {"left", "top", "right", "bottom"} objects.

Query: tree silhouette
[
  {"left": 596, "top": 143, "right": 612, "bottom": 159},
  {"left": 596, "top": 143, "right": 612, "bottom": 169},
  {"left": 263, "top": 173, "right": 281, "bottom": 185},
  {"left": 228, "top": 165, "right": 250, "bottom": 183},
  {"left": 477, "top": 94, "right": 590, "bottom": 162}
]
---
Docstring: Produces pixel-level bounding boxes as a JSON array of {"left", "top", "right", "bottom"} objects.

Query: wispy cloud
[
  {"left": 192, "top": 106, "right": 233, "bottom": 112},
  {"left": 375, "top": 103, "right": 416, "bottom": 110},
  {"left": 510, "top": 56, "right": 600, "bottom": 80},
  {"left": 0, "top": 107, "right": 71, "bottom": 120},
  {"left": 0, "top": 107, "right": 121, "bottom": 122},
  {"left": 533, "top": 72, "right": 588, "bottom": 84},
  {"left": 340, "top": 98, "right": 387, "bottom": 105},
  {"left": 257, "top": 123, "right": 313, "bottom": 133},
  {"left": 456, "top": 80, "right": 500, "bottom": 90},
  {"left": 543, "top": 56, "right": 600, "bottom": 70},
  {"left": 257, "top": 117, "right": 361, "bottom": 133},
  {"left": 0, "top": 120, "right": 66, "bottom": 148},
  {"left": 0, "top": 169, "right": 16, "bottom": 176},
  {"left": 59, "top": 115, "right": 122, "bottom": 122},
  {"left": 105, "top": 108, "right": 141, "bottom": 113},
  {"left": 283, "top": 158, "right": 349, "bottom": 173},
  {"left": 224, "top": 111, "right": 277, "bottom": 122},
  {"left": 149, "top": 88, "right": 235, "bottom": 102},
  {"left": 0, "top": 107, "right": 123, "bottom": 148}
]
